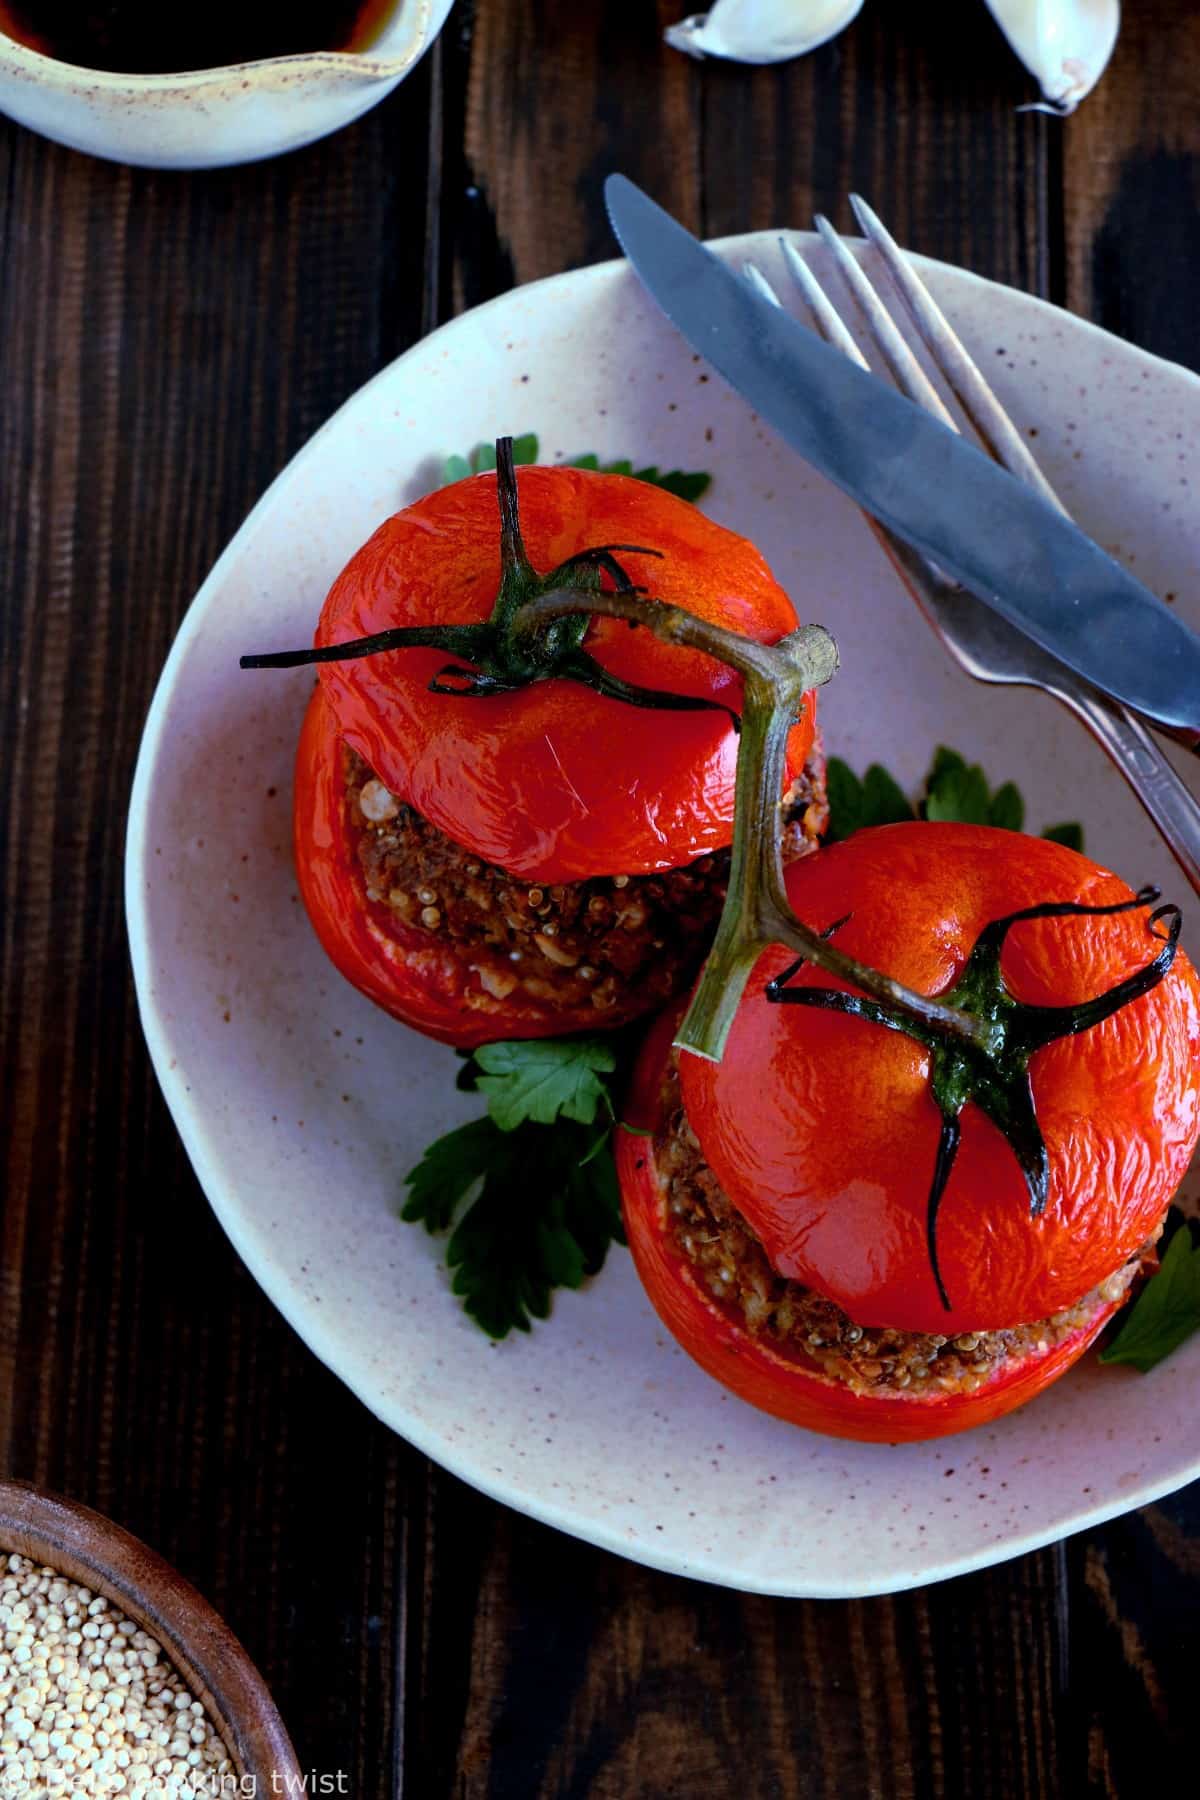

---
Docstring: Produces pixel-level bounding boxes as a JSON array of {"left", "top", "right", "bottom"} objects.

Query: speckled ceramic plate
[{"left": 126, "top": 236, "right": 1200, "bottom": 1598}]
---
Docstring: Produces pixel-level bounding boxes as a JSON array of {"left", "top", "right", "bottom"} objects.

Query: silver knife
[{"left": 605, "top": 174, "right": 1200, "bottom": 734}]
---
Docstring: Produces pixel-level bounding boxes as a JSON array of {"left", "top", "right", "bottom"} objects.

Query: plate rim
[{"left": 125, "top": 234, "right": 1200, "bottom": 1599}]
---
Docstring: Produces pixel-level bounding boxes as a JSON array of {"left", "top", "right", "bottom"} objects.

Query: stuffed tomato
[
  {"left": 292, "top": 463, "right": 826, "bottom": 1046},
  {"left": 619, "top": 824, "right": 1200, "bottom": 1442}
]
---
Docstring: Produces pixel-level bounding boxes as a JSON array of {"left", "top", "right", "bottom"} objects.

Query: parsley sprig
[
  {"left": 442, "top": 433, "right": 712, "bottom": 503},
  {"left": 403, "top": 1038, "right": 627, "bottom": 1338},
  {"left": 1099, "top": 1211, "right": 1200, "bottom": 1373},
  {"left": 827, "top": 744, "right": 1084, "bottom": 850},
  {"left": 470, "top": 1037, "right": 615, "bottom": 1131}
]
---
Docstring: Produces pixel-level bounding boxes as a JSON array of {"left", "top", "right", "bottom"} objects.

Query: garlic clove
[
  {"left": 984, "top": 0, "right": 1120, "bottom": 114},
  {"left": 665, "top": 0, "right": 864, "bottom": 65}
]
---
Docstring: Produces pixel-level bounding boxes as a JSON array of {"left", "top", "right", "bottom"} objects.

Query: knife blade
[{"left": 605, "top": 174, "right": 1200, "bottom": 733}]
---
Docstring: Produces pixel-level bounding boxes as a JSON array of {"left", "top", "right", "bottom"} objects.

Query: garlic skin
[
  {"left": 664, "top": 0, "right": 1119, "bottom": 115},
  {"left": 984, "top": 0, "right": 1120, "bottom": 113},
  {"left": 664, "top": 0, "right": 864, "bottom": 64}
]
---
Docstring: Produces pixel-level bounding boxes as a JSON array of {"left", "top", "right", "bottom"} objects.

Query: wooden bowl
[{"left": 0, "top": 1479, "right": 301, "bottom": 1786}]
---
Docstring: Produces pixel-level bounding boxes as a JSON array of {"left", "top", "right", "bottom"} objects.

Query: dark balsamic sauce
[{"left": 0, "top": 0, "right": 395, "bottom": 72}]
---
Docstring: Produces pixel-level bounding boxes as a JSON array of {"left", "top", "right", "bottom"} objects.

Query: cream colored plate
[{"left": 127, "top": 238, "right": 1200, "bottom": 1597}]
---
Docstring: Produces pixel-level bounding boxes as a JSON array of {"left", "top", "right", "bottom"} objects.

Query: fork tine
[
  {"left": 810, "top": 214, "right": 959, "bottom": 431},
  {"left": 773, "top": 238, "right": 960, "bottom": 593},
  {"left": 776, "top": 240, "right": 868, "bottom": 370},
  {"left": 741, "top": 261, "right": 785, "bottom": 311},
  {"left": 848, "top": 194, "right": 1065, "bottom": 514}
]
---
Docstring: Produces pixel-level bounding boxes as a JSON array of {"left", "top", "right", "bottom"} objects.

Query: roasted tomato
[
  {"left": 618, "top": 823, "right": 1200, "bottom": 1442},
  {"left": 292, "top": 466, "right": 823, "bottom": 1045}
]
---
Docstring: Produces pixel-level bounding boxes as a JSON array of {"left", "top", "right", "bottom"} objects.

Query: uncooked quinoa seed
[{"left": 0, "top": 1553, "right": 233, "bottom": 1798}]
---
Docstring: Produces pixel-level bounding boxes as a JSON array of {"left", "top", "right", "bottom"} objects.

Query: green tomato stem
[{"left": 518, "top": 589, "right": 992, "bottom": 1058}]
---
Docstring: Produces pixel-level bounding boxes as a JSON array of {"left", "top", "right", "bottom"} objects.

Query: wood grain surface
[{"left": 2, "top": 2, "right": 1198, "bottom": 1795}]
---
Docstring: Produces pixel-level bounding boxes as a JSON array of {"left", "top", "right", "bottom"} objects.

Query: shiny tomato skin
[
  {"left": 618, "top": 1005, "right": 1124, "bottom": 1443},
  {"left": 314, "top": 467, "right": 816, "bottom": 883},
  {"left": 680, "top": 823, "right": 1200, "bottom": 1337},
  {"left": 294, "top": 683, "right": 687, "bottom": 1047}
]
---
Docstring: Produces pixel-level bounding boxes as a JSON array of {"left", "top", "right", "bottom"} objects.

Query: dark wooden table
[{"left": 3, "top": 3, "right": 1197, "bottom": 1794}]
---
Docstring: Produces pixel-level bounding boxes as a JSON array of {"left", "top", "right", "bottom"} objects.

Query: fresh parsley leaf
[
  {"left": 403, "top": 1114, "right": 624, "bottom": 1338},
  {"left": 440, "top": 433, "right": 712, "bottom": 502},
  {"left": 471, "top": 1037, "right": 616, "bottom": 1132},
  {"left": 988, "top": 781, "right": 1025, "bottom": 833},
  {"left": 923, "top": 744, "right": 964, "bottom": 791},
  {"left": 578, "top": 1126, "right": 614, "bottom": 1168},
  {"left": 824, "top": 758, "right": 866, "bottom": 841},
  {"left": 401, "top": 1117, "right": 501, "bottom": 1233},
  {"left": 863, "top": 763, "right": 913, "bottom": 830},
  {"left": 576, "top": 457, "right": 710, "bottom": 501},
  {"left": 632, "top": 466, "right": 712, "bottom": 502},
  {"left": 557, "top": 1134, "right": 624, "bottom": 1272},
  {"left": 824, "top": 757, "right": 913, "bottom": 843},
  {"left": 403, "top": 1033, "right": 632, "bottom": 1337},
  {"left": 1042, "top": 821, "right": 1085, "bottom": 852},
  {"left": 441, "top": 453, "right": 472, "bottom": 484},
  {"left": 1099, "top": 1217, "right": 1200, "bottom": 1373},
  {"left": 559, "top": 446, "right": 713, "bottom": 499},
  {"left": 441, "top": 436, "right": 538, "bottom": 485},
  {"left": 924, "top": 746, "right": 992, "bottom": 824},
  {"left": 826, "top": 745, "right": 1083, "bottom": 851}
]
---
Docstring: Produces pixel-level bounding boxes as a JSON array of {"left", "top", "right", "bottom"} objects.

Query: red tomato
[
  {"left": 314, "top": 467, "right": 816, "bottom": 883},
  {"left": 618, "top": 824, "right": 1200, "bottom": 1442},
  {"left": 618, "top": 1099, "right": 1124, "bottom": 1444},
  {"left": 295, "top": 682, "right": 649, "bottom": 1046},
  {"left": 682, "top": 823, "right": 1200, "bottom": 1335}
]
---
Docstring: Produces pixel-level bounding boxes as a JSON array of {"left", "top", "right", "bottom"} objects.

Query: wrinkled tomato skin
[
  {"left": 680, "top": 823, "right": 1200, "bottom": 1338},
  {"left": 294, "top": 683, "right": 672, "bottom": 1047},
  {"left": 315, "top": 467, "right": 816, "bottom": 883},
  {"left": 618, "top": 1007, "right": 1126, "bottom": 1445}
]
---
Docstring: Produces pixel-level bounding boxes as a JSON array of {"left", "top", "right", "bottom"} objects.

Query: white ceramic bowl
[
  {"left": 0, "top": 0, "right": 454, "bottom": 168},
  {"left": 127, "top": 236, "right": 1200, "bottom": 1597}
]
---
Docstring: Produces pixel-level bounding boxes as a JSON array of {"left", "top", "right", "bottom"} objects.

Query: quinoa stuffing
[
  {"left": 344, "top": 737, "right": 828, "bottom": 1017},
  {"left": 0, "top": 1553, "right": 233, "bottom": 1796},
  {"left": 653, "top": 1062, "right": 1157, "bottom": 1399}
]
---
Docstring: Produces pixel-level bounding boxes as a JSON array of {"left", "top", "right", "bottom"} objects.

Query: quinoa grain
[
  {"left": 0, "top": 1554, "right": 233, "bottom": 1797},
  {"left": 357, "top": 779, "right": 399, "bottom": 824},
  {"left": 344, "top": 739, "right": 830, "bottom": 1021}
]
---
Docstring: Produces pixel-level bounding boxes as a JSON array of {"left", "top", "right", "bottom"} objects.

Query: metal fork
[{"left": 744, "top": 200, "right": 1200, "bottom": 897}]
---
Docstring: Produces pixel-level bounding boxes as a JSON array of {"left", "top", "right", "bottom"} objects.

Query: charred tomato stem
[
  {"left": 494, "top": 433, "right": 535, "bottom": 589},
  {"left": 769, "top": 884, "right": 1183, "bottom": 1310},
  {"left": 241, "top": 437, "right": 728, "bottom": 718},
  {"left": 926, "top": 1114, "right": 961, "bottom": 1313}
]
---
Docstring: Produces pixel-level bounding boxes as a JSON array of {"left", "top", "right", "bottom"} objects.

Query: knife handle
[{"left": 1047, "top": 681, "right": 1200, "bottom": 898}]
